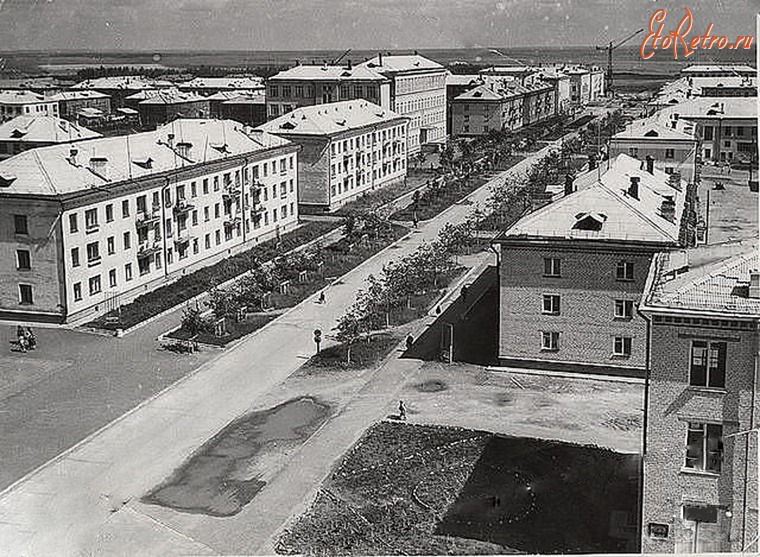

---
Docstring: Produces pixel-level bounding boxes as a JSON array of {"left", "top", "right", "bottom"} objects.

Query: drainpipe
[{"left": 161, "top": 177, "right": 170, "bottom": 278}]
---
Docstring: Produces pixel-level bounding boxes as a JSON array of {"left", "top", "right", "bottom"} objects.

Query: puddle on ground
[{"left": 143, "top": 396, "right": 331, "bottom": 517}]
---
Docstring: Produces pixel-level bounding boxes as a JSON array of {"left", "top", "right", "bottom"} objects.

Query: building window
[
  {"left": 73, "top": 282, "right": 82, "bottom": 301},
  {"left": 703, "top": 126, "right": 713, "bottom": 140},
  {"left": 14, "top": 214, "right": 28, "bottom": 235},
  {"left": 203, "top": 179, "right": 209, "bottom": 195},
  {"left": 86, "top": 242, "right": 100, "bottom": 265},
  {"left": 616, "top": 261, "right": 634, "bottom": 281},
  {"left": 105, "top": 204, "right": 114, "bottom": 222},
  {"left": 107, "top": 236, "right": 115, "bottom": 255},
  {"left": 16, "top": 249, "right": 31, "bottom": 270},
  {"left": 685, "top": 423, "right": 723, "bottom": 473},
  {"left": 71, "top": 247, "right": 80, "bottom": 267},
  {"left": 19, "top": 284, "right": 33, "bottom": 305},
  {"left": 123, "top": 231, "right": 131, "bottom": 250},
  {"left": 665, "top": 148, "right": 675, "bottom": 159},
  {"left": 85, "top": 208, "right": 98, "bottom": 231},
  {"left": 543, "top": 257, "right": 561, "bottom": 277},
  {"left": 109, "top": 268, "right": 117, "bottom": 288},
  {"left": 205, "top": 234, "right": 211, "bottom": 249},
  {"left": 614, "top": 300, "right": 634, "bottom": 319},
  {"left": 542, "top": 294, "right": 560, "bottom": 315},
  {"left": 122, "top": 200, "right": 130, "bottom": 218},
  {"left": 690, "top": 341, "right": 726, "bottom": 389},
  {"left": 69, "top": 214, "right": 78, "bottom": 233},
  {"left": 125, "top": 263, "right": 133, "bottom": 281},
  {"left": 88, "top": 275, "right": 101, "bottom": 296},
  {"left": 613, "top": 336, "right": 632, "bottom": 356},
  {"left": 541, "top": 331, "right": 559, "bottom": 351}
]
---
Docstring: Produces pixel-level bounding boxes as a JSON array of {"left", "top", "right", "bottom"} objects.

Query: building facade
[
  {"left": 0, "top": 116, "right": 101, "bottom": 160},
  {"left": 0, "top": 91, "right": 59, "bottom": 122},
  {"left": 0, "top": 119, "right": 299, "bottom": 324},
  {"left": 610, "top": 115, "right": 700, "bottom": 183},
  {"left": 266, "top": 64, "right": 391, "bottom": 119},
  {"left": 359, "top": 54, "right": 447, "bottom": 153},
  {"left": 495, "top": 154, "right": 696, "bottom": 374},
  {"left": 450, "top": 82, "right": 524, "bottom": 137},
  {"left": 134, "top": 90, "right": 211, "bottom": 128},
  {"left": 52, "top": 91, "right": 112, "bottom": 120},
  {"left": 639, "top": 247, "right": 760, "bottom": 553},
  {"left": 260, "top": 100, "right": 408, "bottom": 213}
]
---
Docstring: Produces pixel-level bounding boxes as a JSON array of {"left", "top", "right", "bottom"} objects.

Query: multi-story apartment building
[
  {"left": 478, "top": 66, "right": 537, "bottom": 86},
  {"left": 130, "top": 90, "right": 211, "bottom": 128},
  {"left": 359, "top": 54, "right": 447, "bottom": 153},
  {"left": 610, "top": 114, "right": 700, "bottom": 183},
  {"left": 450, "top": 81, "right": 525, "bottom": 137},
  {"left": 206, "top": 91, "right": 267, "bottom": 126},
  {"left": 260, "top": 100, "right": 408, "bottom": 213},
  {"left": 639, "top": 246, "right": 760, "bottom": 553},
  {"left": 0, "top": 119, "right": 299, "bottom": 324},
  {"left": 494, "top": 154, "right": 696, "bottom": 374},
  {"left": 266, "top": 64, "right": 391, "bottom": 120},
  {"left": 658, "top": 97, "right": 757, "bottom": 164},
  {"left": 652, "top": 76, "right": 756, "bottom": 108},
  {"left": 0, "top": 116, "right": 101, "bottom": 160},
  {"left": 52, "top": 90, "right": 112, "bottom": 120},
  {"left": 72, "top": 75, "right": 173, "bottom": 108},
  {"left": 521, "top": 80, "right": 556, "bottom": 127},
  {"left": 0, "top": 90, "right": 59, "bottom": 122},
  {"left": 178, "top": 76, "right": 265, "bottom": 97}
]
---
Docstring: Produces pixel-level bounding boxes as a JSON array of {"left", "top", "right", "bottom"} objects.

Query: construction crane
[
  {"left": 596, "top": 28, "right": 644, "bottom": 95},
  {"left": 330, "top": 49, "right": 352, "bottom": 66}
]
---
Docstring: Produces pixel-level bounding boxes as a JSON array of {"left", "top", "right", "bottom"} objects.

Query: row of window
[
  {"left": 268, "top": 84, "right": 379, "bottom": 100},
  {"left": 542, "top": 257, "right": 635, "bottom": 281},
  {"left": 540, "top": 331, "right": 633, "bottom": 356},
  {"left": 395, "top": 93, "right": 445, "bottom": 115},
  {"left": 329, "top": 126, "right": 406, "bottom": 157},
  {"left": 540, "top": 294, "right": 634, "bottom": 318},
  {"left": 627, "top": 147, "right": 677, "bottom": 159}
]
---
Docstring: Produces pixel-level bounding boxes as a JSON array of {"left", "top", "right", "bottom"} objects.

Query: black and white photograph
[{"left": 0, "top": 0, "right": 757, "bottom": 555}]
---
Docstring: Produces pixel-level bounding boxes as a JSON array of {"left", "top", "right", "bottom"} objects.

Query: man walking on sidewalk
[{"left": 399, "top": 400, "right": 407, "bottom": 421}]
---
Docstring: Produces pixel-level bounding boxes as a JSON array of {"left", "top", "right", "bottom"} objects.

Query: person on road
[
  {"left": 16, "top": 326, "right": 27, "bottom": 353},
  {"left": 318, "top": 291, "right": 326, "bottom": 304},
  {"left": 399, "top": 400, "right": 407, "bottom": 421},
  {"left": 25, "top": 327, "right": 36, "bottom": 350}
]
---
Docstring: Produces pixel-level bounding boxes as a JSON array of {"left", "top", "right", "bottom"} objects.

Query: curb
[{"left": 485, "top": 365, "right": 645, "bottom": 385}]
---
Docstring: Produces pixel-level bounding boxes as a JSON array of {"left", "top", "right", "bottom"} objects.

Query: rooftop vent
[
  {"left": 68, "top": 147, "right": 79, "bottom": 166},
  {"left": 175, "top": 141, "right": 192, "bottom": 159},
  {"left": 628, "top": 176, "right": 640, "bottom": 200},
  {"left": 572, "top": 211, "right": 607, "bottom": 231},
  {"left": 89, "top": 156, "right": 108, "bottom": 179},
  {"left": 660, "top": 196, "right": 676, "bottom": 222},
  {"left": 0, "top": 172, "right": 17, "bottom": 187},
  {"left": 132, "top": 156, "right": 153, "bottom": 169}
]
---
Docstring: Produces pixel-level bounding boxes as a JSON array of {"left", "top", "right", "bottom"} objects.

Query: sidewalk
[{"left": 0, "top": 141, "right": 562, "bottom": 556}]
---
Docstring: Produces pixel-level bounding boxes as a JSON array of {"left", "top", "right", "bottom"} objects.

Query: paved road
[{"left": 0, "top": 141, "right": 562, "bottom": 556}]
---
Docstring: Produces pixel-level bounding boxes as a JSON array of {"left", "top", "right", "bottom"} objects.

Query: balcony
[
  {"left": 250, "top": 206, "right": 265, "bottom": 219},
  {"left": 137, "top": 241, "right": 161, "bottom": 259},
  {"left": 136, "top": 210, "right": 159, "bottom": 228},
  {"left": 173, "top": 232, "right": 192, "bottom": 247},
  {"left": 173, "top": 198, "right": 193, "bottom": 214},
  {"left": 224, "top": 216, "right": 241, "bottom": 228},
  {"left": 223, "top": 180, "right": 241, "bottom": 198}
]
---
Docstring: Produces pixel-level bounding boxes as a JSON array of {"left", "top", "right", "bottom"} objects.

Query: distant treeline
[{"left": 75, "top": 64, "right": 290, "bottom": 81}]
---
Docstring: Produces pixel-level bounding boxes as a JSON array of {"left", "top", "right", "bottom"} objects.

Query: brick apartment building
[
  {"left": 450, "top": 81, "right": 525, "bottom": 137},
  {"left": 359, "top": 54, "right": 447, "bottom": 154},
  {"left": 0, "top": 119, "right": 298, "bottom": 324},
  {"left": 494, "top": 154, "right": 696, "bottom": 374},
  {"left": 610, "top": 114, "right": 700, "bottom": 183},
  {"left": 52, "top": 90, "right": 112, "bottom": 121},
  {"left": 260, "top": 100, "right": 408, "bottom": 213},
  {"left": 266, "top": 63, "right": 391, "bottom": 119},
  {"left": 639, "top": 246, "right": 760, "bottom": 553}
]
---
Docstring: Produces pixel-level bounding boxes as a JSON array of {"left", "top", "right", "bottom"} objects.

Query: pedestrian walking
[
  {"left": 398, "top": 400, "right": 407, "bottom": 421},
  {"left": 25, "top": 327, "right": 36, "bottom": 350},
  {"left": 16, "top": 325, "right": 27, "bottom": 353},
  {"left": 318, "top": 291, "right": 325, "bottom": 304},
  {"left": 405, "top": 334, "right": 414, "bottom": 351}
]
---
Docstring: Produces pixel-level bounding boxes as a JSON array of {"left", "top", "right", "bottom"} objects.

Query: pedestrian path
[{"left": 0, "top": 141, "right": 563, "bottom": 555}]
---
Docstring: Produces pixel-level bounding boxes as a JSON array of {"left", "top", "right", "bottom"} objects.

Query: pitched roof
[
  {"left": 179, "top": 76, "right": 265, "bottom": 90},
  {"left": 0, "top": 116, "right": 101, "bottom": 143},
  {"left": 0, "top": 119, "right": 292, "bottom": 197},
  {"left": 51, "top": 90, "right": 110, "bottom": 102},
  {"left": 657, "top": 97, "right": 757, "bottom": 120},
  {"left": 72, "top": 76, "right": 172, "bottom": 91},
  {"left": 258, "top": 99, "right": 407, "bottom": 137},
  {"left": 360, "top": 55, "right": 444, "bottom": 73},
  {"left": 454, "top": 81, "right": 525, "bottom": 102},
  {"left": 499, "top": 153, "right": 686, "bottom": 246},
  {"left": 0, "top": 90, "right": 55, "bottom": 105},
  {"left": 126, "top": 89, "right": 207, "bottom": 105},
  {"left": 613, "top": 115, "right": 697, "bottom": 142},
  {"left": 642, "top": 244, "right": 760, "bottom": 317},
  {"left": 269, "top": 65, "right": 388, "bottom": 82}
]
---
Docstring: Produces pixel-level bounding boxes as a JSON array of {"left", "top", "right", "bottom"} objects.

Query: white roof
[
  {"left": 179, "top": 76, "right": 265, "bottom": 90},
  {"left": 259, "top": 99, "right": 407, "bottom": 137},
  {"left": 359, "top": 55, "right": 444, "bottom": 74},
  {"left": 0, "top": 90, "right": 55, "bottom": 105},
  {"left": 0, "top": 120, "right": 293, "bottom": 197},
  {"left": 658, "top": 97, "right": 758, "bottom": 120},
  {"left": 51, "top": 90, "right": 110, "bottom": 102},
  {"left": 0, "top": 116, "right": 101, "bottom": 143},
  {"left": 72, "top": 76, "right": 172, "bottom": 91},
  {"left": 270, "top": 65, "right": 388, "bottom": 82}
]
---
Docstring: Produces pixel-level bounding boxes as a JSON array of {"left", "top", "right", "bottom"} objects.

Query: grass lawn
[
  {"left": 168, "top": 312, "right": 279, "bottom": 346},
  {"left": 276, "top": 421, "right": 639, "bottom": 555},
  {"left": 391, "top": 174, "right": 494, "bottom": 222},
  {"left": 301, "top": 332, "right": 401, "bottom": 372}
]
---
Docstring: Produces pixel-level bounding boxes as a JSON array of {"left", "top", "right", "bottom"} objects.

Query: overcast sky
[{"left": 0, "top": 0, "right": 757, "bottom": 51}]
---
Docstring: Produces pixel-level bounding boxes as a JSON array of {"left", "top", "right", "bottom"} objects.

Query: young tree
[{"left": 181, "top": 305, "right": 211, "bottom": 336}]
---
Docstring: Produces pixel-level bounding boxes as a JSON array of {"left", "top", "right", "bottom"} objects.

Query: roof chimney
[
  {"left": 660, "top": 196, "right": 676, "bottom": 222},
  {"left": 89, "top": 157, "right": 108, "bottom": 179},
  {"left": 378, "top": 52, "right": 383, "bottom": 66},
  {"left": 628, "top": 176, "right": 640, "bottom": 199},
  {"left": 68, "top": 147, "right": 79, "bottom": 165},
  {"left": 750, "top": 272, "right": 760, "bottom": 299},
  {"left": 167, "top": 133, "right": 174, "bottom": 148},
  {"left": 645, "top": 155, "right": 654, "bottom": 175},
  {"left": 668, "top": 171, "right": 682, "bottom": 191},
  {"left": 564, "top": 173, "right": 574, "bottom": 196}
]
